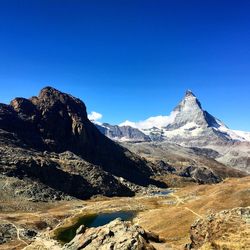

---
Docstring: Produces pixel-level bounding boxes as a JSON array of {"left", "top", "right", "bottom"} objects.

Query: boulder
[
  {"left": 63, "top": 218, "right": 160, "bottom": 250},
  {"left": 178, "top": 165, "right": 221, "bottom": 184}
]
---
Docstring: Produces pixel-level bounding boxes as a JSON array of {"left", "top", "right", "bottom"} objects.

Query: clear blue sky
[{"left": 0, "top": 0, "right": 249, "bottom": 130}]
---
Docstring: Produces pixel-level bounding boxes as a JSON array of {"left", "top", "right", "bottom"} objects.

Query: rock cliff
[{"left": 0, "top": 87, "right": 164, "bottom": 200}]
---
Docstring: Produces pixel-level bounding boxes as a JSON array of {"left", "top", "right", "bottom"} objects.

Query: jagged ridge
[{"left": 0, "top": 87, "right": 165, "bottom": 200}]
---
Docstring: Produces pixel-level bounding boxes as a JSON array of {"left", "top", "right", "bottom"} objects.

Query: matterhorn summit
[
  {"left": 165, "top": 90, "right": 222, "bottom": 132},
  {"left": 174, "top": 89, "right": 202, "bottom": 111}
]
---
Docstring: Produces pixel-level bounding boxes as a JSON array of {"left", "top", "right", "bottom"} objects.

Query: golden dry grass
[
  {"left": 0, "top": 176, "right": 249, "bottom": 249},
  {"left": 136, "top": 176, "right": 250, "bottom": 249}
]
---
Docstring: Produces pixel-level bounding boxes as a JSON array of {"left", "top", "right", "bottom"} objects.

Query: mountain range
[
  {"left": 0, "top": 87, "right": 246, "bottom": 204},
  {"left": 96, "top": 90, "right": 250, "bottom": 172},
  {"left": 0, "top": 86, "right": 248, "bottom": 250}
]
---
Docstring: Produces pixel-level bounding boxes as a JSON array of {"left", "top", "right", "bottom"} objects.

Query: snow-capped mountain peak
[
  {"left": 95, "top": 90, "right": 250, "bottom": 145},
  {"left": 166, "top": 90, "right": 220, "bottom": 132},
  {"left": 185, "top": 89, "right": 196, "bottom": 97},
  {"left": 93, "top": 90, "right": 250, "bottom": 173},
  {"left": 173, "top": 90, "right": 202, "bottom": 112},
  {"left": 175, "top": 90, "right": 205, "bottom": 117}
]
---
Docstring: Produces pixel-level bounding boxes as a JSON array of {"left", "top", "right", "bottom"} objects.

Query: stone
[
  {"left": 63, "top": 218, "right": 159, "bottom": 250},
  {"left": 76, "top": 225, "right": 86, "bottom": 235},
  {"left": 178, "top": 165, "right": 221, "bottom": 184}
]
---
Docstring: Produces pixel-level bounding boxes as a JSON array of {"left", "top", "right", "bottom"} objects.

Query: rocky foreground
[
  {"left": 24, "top": 218, "right": 160, "bottom": 250},
  {"left": 63, "top": 218, "right": 160, "bottom": 250},
  {"left": 0, "top": 177, "right": 248, "bottom": 250},
  {"left": 24, "top": 207, "right": 250, "bottom": 250}
]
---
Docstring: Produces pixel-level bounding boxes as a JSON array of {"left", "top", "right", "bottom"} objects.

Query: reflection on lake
[{"left": 56, "top": 211, "right": 136, "bottom": 243}]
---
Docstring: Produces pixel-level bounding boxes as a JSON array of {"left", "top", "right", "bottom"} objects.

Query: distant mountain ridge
[
  {"left": 95, "top": 123, "right": 151, "bottom": 142},
  {"left": 97, "top": 90, "right": 250, "bottom": 143},
  {"left": 96, "top": 90, "right": 250, "bottom": 172}
]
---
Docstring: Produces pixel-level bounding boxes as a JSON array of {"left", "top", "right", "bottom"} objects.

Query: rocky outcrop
[
  {"left": 186, "top": 207, "right": 250, "bottom": 249},
  {"left": 178, "top": 165, "right": 221, "bottom": 184},
  {"left": 23, "top": 218, "right": 161, "bottom": 250},
  {"left": 3, "top": 87, "right": 157, "bottom": 184},
  {"left": 0, "top": 87, "right": 165, "bottom": 201},
  {"left": 63, "top": 218, "right": 160, "bottom": 250},
  {"left": 189, "top": 147, "right": 220, "bottom": 159}
]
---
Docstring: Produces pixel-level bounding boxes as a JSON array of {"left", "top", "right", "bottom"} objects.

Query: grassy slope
[{"left": 0, "top": 176, "right": 249, "bottom": 249}]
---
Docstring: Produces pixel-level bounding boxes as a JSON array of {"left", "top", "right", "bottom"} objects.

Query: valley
[
  {"left": 0, "top": 87, "right": 249, "bottom": 250},
  {"left": 0, "top": 177, "right": 249, "bottom": 249}
]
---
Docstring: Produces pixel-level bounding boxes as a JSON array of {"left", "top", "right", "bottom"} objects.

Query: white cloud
[
  {"left": 119, "top": 111, "right": 177, "bottom": 130},
  {"left": 88, "top": 111, "right": 103, "bottom": 123}
]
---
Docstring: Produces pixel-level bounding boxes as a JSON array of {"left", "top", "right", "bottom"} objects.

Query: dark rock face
[
  {"left": 0, "top": 131, "right": 134, "bottom": 200},
  {"left": 0, "top": 87, "right": 163, "bottom": 200},
  {"left": 178, "top": 165, "right": 221, "bottom": 184},
  {"left": 190, "top": 147, "right": 220, "bottom": 159},
  {"left": 155, "top": 160, "right": 176, "bottom": 173}
]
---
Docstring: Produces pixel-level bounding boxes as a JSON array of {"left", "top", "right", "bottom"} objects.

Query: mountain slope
[
  {"left": 0, "top": 87, "right": 164, "bottom": 200},
  {"left": 121, "top": 141, "right": 246, "bottom": 181}
]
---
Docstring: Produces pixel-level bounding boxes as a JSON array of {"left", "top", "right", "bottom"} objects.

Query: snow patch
[{"left": 214, "top": 124, "right": 250, "bottom": 142}]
